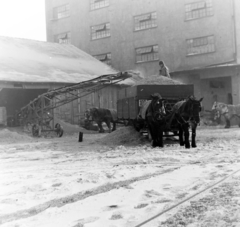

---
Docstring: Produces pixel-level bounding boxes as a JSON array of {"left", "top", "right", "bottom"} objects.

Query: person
[{"left": 159, "top": 60, "right": 171, "bottom": 78}]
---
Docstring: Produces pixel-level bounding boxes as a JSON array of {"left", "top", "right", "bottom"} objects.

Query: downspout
[
  {"left": 232, "top": 0, "right": 238, "bottom": 62},
  {"left": 231, "top": 0, "right": 239, "bottom": 105}
]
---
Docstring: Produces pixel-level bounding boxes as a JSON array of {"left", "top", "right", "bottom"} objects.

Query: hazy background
[{"left": 0, "top": 0, "right": 46, "bottom": 41}]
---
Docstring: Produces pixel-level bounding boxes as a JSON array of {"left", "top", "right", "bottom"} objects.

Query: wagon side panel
[
  {"left": 117, "top": 99, "right": 123, "bottom": 119},
  {"left": 129, "top": 97, "right": 138, "bottom": 119},
  {"left": 136, "top": 85, "right": 194, "bottom": 99},
  {"left": 123, "top": 98, "right": 129, "bottom": 119}
]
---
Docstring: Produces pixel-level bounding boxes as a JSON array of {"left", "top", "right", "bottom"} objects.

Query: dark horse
[
  {"left": 84, "top": 107, "right": 117, "bottom": 133},
  {"left": 139, "top": 93, "right": 166, "bottom": 147},
  {"left": 167, "top": 96, "right": 203, "bottom": 148}
]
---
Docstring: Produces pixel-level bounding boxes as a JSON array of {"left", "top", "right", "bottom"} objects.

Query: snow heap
[
  {"left": 98, "top": 126, "right": 145, "bottom": 146},
  {"left": 0, "top": 128, "right": 33, "bottom": 143}
]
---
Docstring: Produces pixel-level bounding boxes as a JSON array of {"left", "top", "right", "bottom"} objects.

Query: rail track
[{"left": 134, "top": 167, "right": 240, "bottom": 227}]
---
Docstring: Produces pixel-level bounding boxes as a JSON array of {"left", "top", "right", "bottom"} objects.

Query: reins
[{"left": 175, "top": 100, "right": 200, "bottom": 126}]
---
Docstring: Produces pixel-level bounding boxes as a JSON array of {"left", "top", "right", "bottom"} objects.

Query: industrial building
[{"left": 45, "top": 0, "right": 240, "bottom": 110}]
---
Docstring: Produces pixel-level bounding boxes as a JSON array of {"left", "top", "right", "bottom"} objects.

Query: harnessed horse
[
  {"left": 140, "top": 93, "right": 166, "bottom": 147},
  {"left": 212, "top": 101, "right": 240, "bottom": 128},
  {"left": 167, "top": 96, "right": 203, "bottom": 148},
  {"left": 84, "top": 107, "right": 117, "bottom": 133}
]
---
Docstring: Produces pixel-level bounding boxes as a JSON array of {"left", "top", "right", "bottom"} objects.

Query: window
[
  {"left": 94, "top": 53, "right": 111, "bottom": 65},
  {"left": 186, "top": 35, "right": 215, "bottom": 55},
  {"left": 91, "top": 23, "right": 110, "bottom": 40},
  {"left": 55, "top": 32, "right": 71, "bottom": 44},
  {"left": 134, "top": 12, "right": 157, "bottom": 31},
  {"left": 185, "top": 0, "right": 213, "bottom": 20},
  {"left": 53, "top": 4, "right": 70, "bottom": 19},
  {"left": 209, "top": 81, "right": 224, "bottom": 88},
  {"left": 90, "top": 0, "right": 109, "bottom": 10},
  {"left": 136, "top": 45, "right": 159, "bottom": 63}
]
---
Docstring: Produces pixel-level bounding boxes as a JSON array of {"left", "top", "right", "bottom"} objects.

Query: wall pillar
[{"left": 231, "top": 68, "right": 240, "bottom": 104}]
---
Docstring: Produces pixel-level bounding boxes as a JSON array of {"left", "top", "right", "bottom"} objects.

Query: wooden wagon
[{"left": 117, "top": 84, "right": 194, "bottom": 137}]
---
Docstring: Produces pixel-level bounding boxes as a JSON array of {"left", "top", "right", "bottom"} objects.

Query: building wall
[
  {"left": 54, "top": 84, "right": 122, "bottom": 125},
  {"left": 172, "top": 66, "right": 240, "bottom": 111},
  {"left": 45, "top": 0, "right": 238, "bottom": 75}
]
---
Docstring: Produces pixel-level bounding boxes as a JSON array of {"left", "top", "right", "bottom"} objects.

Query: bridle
[
  {"left": 178, "top": 100, "right": 201, "bottom": 125},
  {"left": 189, "top": 101, "right": 201, "bottom": 123},
  {"left": 152, "top": 99, "right": 166, "bottom": 121}
]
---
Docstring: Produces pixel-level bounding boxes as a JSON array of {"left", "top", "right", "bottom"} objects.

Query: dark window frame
[
  {"left": 91, "top": 23, "right": 110, "bottom": 40},
  {"left": 93, "top": 53, "right": 112, "bottom": 65},
  {"left": 53, "top": 4, "right": 70, "bottom": 20},
  {"left": 90, "top": 0, "right": 109, "bottom": 11},
  {"left": 185, "top": 0, "right": 213, "bottom": 21},
  {"left": 186, "top": 35, "right": 215, "bottom": 56},
  {"left": 55, "top": 32, "right": 71, "bottom": 44},
  {"left": 136, "top": 45, "right": 159, "bottom": 63},
  {"left": 134, "top": 12, "right": 157, "bottom": 31}
]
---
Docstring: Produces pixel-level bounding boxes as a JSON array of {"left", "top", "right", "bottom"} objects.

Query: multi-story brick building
[{"left": 45, "top": 0, "right": 240, "bottom": 110}]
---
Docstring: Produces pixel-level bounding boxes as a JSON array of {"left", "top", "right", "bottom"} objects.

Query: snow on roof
[{"left": 0, "top": 36, "right": 118, "bottom": 84}]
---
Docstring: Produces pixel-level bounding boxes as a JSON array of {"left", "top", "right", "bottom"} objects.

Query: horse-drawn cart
[{"left": 117, "top": 84, "right": 194, "bottom": 137}]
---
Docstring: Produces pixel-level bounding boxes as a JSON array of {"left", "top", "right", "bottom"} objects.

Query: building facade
[{"left": 45, "top": 0, "right": 240, "bottom": 111}]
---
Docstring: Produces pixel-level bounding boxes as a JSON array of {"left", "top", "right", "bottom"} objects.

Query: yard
[{"left": 0, "top": 125, "right": 240, "bottom": 227}]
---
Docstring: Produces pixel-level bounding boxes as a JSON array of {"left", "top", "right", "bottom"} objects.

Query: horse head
[
  {"left": 185, "top": 96, "right": 203, "bottom": 124},
  {"left": 149, "top": 93, "right": 166, "bottom": 121},
  {"left": 84, "top": 109, "right": 92, "bottom": 121}
]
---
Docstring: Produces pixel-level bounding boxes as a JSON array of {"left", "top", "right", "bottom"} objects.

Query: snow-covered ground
[{"left": 0, "top": 126, "right": 240, "bottom": 227}]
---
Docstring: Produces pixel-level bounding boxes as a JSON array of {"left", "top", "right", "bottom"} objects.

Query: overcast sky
[{"left": 0, "top": 0, "right": 46, "bottom": 41}]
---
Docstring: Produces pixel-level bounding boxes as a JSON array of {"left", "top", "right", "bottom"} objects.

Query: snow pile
[
  {"left": 0, "top": 128, "right": 33, "bottom": 143},
  {"left": 98, "top": 126, "right": 144, "bottom": 145},
  {"left": 54, "top": 117, "right": 97, "bottom": 134},
  {"left": 135, "top": 75, "right": 182, "bottom": 85}
]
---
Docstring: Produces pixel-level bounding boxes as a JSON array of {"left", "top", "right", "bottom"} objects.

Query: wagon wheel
[
  {"left": 132, "top": 119, "right": 141, "bottom": 132},
  {"left": 41, "top": 124, "right": 52, "bottom": 137},
  {"left": 124, "top": 120, "right": 130, "bottom": 126},
  {"left": 55, "top": 123, "right": 64, "bottom": 137},
  {"left": 32, "top": 124, "right": 40, "bottom": 137}
]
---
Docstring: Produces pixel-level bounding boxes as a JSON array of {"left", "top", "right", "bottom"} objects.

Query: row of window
[
  {"left": 91, "top": 35, "right": 216, "bottom": 65},
  {"left": 55, "top": 32, "right": 215, "bottom": 60},
  {"left": 52, "top": 0, "right": 213, "bottom": 21}
]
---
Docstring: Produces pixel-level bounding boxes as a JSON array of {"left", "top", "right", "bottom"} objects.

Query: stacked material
[{"left": 135, "top": 75, "right": 182, "bottom": 85}]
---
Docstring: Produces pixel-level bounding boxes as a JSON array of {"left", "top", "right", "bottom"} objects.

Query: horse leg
[
  {"left": 183, "top": 124, "right": 190, "bottom": 149},
  {"left": 237, "top": 116, "right": 240, "bottom": 127},
  {"left": 105, "top": 120, "right": 111, "bottom": 133},
  {"left": 148, "top": 123, "right": 157, "bottom": 147},
  {"left": 112, "top": 121, "right": 116, "bottom": 131},
  {"left": 179, "top": 126, "right": 184, "bottom": 146},
  {"left": 191, "top": 125, "right": 197, "bottom": 148},
  {"left": 224, "top": 117, "right": 231, "bottom": 128},
  {"left": 97, "top": 121, "right": 105, "bottom": 133},
  {"left": 157, "top": 127, "right": 164, "bottom": 147}
]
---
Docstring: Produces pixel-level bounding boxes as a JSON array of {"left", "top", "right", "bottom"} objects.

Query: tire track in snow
[{"left": 0, "top": 166, "right": 180, "bottom": 225}]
